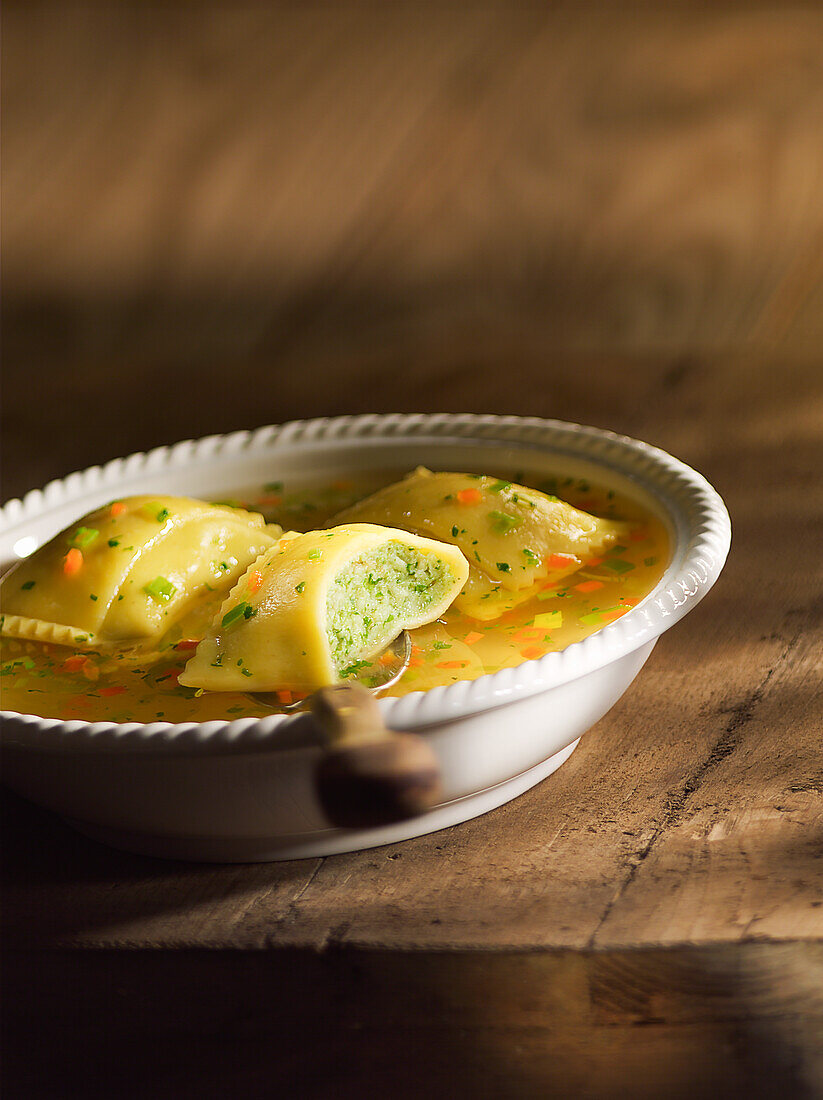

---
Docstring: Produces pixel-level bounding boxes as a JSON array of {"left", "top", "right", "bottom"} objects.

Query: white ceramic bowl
[{"left": 0, "top": 415, "right": 730, "bottom": 861}]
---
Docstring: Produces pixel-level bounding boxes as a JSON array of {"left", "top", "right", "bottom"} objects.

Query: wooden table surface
[{"left": 3, "top": 4, "right": 823, "bottom": 1097}]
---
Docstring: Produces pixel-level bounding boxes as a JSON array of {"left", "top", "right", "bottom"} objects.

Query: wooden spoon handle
[{"left": 311, "top": 684, "right": 442, "bottom": 829}]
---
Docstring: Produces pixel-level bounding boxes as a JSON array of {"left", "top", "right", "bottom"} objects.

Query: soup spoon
[
  {"left": 249, "top": 632, "right": 442, "bottom": 828},
  {"left": 250, "top": 630, "right": 413, "bottom": 713}
]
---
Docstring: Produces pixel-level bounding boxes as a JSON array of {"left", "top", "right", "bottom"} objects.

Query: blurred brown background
[
  {"left": 4, "top": 6, "right": 823, "bottom": 1098},
  {"left": 4, "top": 1, "right": 822, "bottom": 499}
]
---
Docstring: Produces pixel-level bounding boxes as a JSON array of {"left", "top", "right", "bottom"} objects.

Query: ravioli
[
  {"left": 0, "top": 496, "right": 278, "bottom": 649},
  {"left": 179, "top": 523, "right": 469, "bottom": 693},
  {"left": 333, "top": 468, "right": 629, "bottom": 619}
]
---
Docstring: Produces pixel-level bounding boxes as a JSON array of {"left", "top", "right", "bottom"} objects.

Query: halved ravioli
[
  {"left": 0, "top": 496, "right": 279, "bottom": 649},
  {"left": 333, "top": 468, "right": 629, "bottom": 619},
  {"left": 179, "top": 523, "right": 469, "bottom": 693}
]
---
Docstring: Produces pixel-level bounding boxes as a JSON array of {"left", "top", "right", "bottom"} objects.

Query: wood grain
[
  {"left": 3, "top": 946, "right": 822, "bottom": 1099},
  {"left": 3, "top": 3, "right": 823, "bottom": 1095}
]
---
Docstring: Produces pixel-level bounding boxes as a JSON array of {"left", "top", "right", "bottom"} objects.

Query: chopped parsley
[
  {"left": 340, "top": 660, "right": 369, "bottom": 678},
  {"left": 295, "top": 581, "right": 306, "bottom": 594},
  {"left": 603, "top": 560, "right": 635, "bottom": 574},
  {"left": 108, "top": 538, "right": 120, "bottom": 548},
  {"left": 489, "top": 479, "right": 511, "bottom": 494},
  {"left": 496, "top": 561, "right": 511, "bottom": 572},
  {"left": 20, "top": 580, "right": 36, "bottom": 590},
  {"left": 143, "top": 576, "right": 176, "bottom": 603},
  {"left": 451, "top": 525, "right": 459, "bottom": 537},
  {"left": 489, "top": 510, "right": 520, "bottom": 534},
  {"left": 222, "top": 602, "right": 256, "bottom": 628},
  {"left": 69, "top": 526, "right": 99, "bottom": 549},
  {"left": 522, "top": 548, "right": 539, "bottom": 565}
]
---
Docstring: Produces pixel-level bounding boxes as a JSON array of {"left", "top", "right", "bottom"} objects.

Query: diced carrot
[
  {"left": 110, "top": 502, "right": 127, "bottom": 518},
  {"left": 63, "top": 548, "right": 83, "bottom": 576},
  {"left": 82, "top": 663, "right": 99, "bottom": 681},
  {"left": 62, "top": 654, "right": 88, "bottom": 672},
  {"left": 408, "top": 656, "right": 424, "bottom": 668},
  {"left": 630, "top": 529, "right": 649, "bottom": 542},
  {"left": 546, "top": 553, "right": 577, "bottom": 570},
  {"left": 378, "top": 652, "right": 396, "bottom": 667},
  {"left": 63, "top": 694, "right": 89, "bottom": 716},
  {"left": 600, "top": 609, "right": 628, "bottom": 623},
  {"left": 332, "top": 480, "right": 352, "bottom": 491},
  {"left": 575, "top": 580, "right": 603, "bottom": 593},
  {"left": 276, "top": 689, "right": 293, "bottom": 706},
  {"left": 435, "top": 660, "right": 469, "bottom": 670},
  {"left": 99, "top": 685, "right": 127, "bottom": 697},
  {"left": 411, "top": 645, "right": 424, "bottom": 657},
  {"left": 257, "top": 495, "right": 282, "bottom": 507},
  {"left": 246, "top": 570, "right": 264, "bottom": 594},
  {"left": 619, "top": 597, "right": 639, "bottom": 607},
  {"left": 586, "top": 556, "right": 604, "bottom": 567},
  {"left": 174, "top": 639, "right": 200, "bottom": 651},
  {"left": 456, "top": 488, "right": 482, "bottom": 506},
  {"left": 464, "top": 631, "right": 484, "bottom": 645},
  {"left": 520, "top": 645, "right": 546, "bottom": 661}
]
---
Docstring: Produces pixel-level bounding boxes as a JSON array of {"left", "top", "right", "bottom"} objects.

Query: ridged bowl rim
[{"left": 0, "top": 413, "right": 731, "bottom": 754}]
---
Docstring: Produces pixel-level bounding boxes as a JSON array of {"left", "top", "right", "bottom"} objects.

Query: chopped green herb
[
  {"left": 264, "top": 481, "right": 283, "bottom": 492},
  {"left": 644, "top": 556, "right": 658, "bottom": 567},
  {"left": 221, "top": 602, "right": 255, "bottom": 628},
  {"left": 307, "top": 549, "right": 322, "bottom": 561},
  {"left": 489, "top": 480, "right": 511, "bottom": 494},
  {"left": 603, "top": 560, "right": 635, "bottom": 574},
  {"left": 433, "top": 641, "right": 452, "bottom": 650},
  {"left": 89, "top": 594, "right": 98, "bottom": 602},
  {"left": 69, "top": 526, "right": 99, "bottom": 549},
  {"left": 20, "top": 580, "right": 36, "bottom": 590},
  {"left": 340, "top": 660, "right": 369, "bottom": 678},
  {"left": 210, "top": 654, "right": 224, "bottom": 667},
  {"left": 489, "top": 510, "right": 520, "bottom": 533},
  {"left": 144, "top": 576, "right": 176, "bottom": 603},
  {"left": 241, "top": 667, "right": 252, "bottom": 678},
  {"left": 295, "top": 581, "right": 306, "bottom": 594},
  {"left": 108, "top": 538, "right": 120, "bottom": 548},
  {"left": 156, "top": 508, "right": 170, "bottom": 523},
  {"left": 496, "top": 562, "right": 511, "bottom": 572},
  {"left": 522, "top": 548, "right": 539, "bottom": 565},
  {"left": 610, "top": 545, "right": 627, "bottom": 555},
  {"left": 451, "top": 525, "right": 459, "bottom": 537}
]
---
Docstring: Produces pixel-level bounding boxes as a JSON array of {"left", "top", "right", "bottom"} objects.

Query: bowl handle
[{"left": 311, "top": 684, "right": 442, "bottom": 829}]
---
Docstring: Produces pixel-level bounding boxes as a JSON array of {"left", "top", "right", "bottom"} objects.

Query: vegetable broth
[{"left": 0, "top": 473, "right": 668, "bottom": 721}]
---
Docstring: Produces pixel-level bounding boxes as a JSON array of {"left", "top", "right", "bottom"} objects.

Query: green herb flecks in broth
[{"left": 0, "top": 473, "right": 668, "bottom": 721}]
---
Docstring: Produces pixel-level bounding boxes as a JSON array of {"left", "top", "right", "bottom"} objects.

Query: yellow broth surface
[{"left": 0, "top": 473, "right": 668, "bottom": 722}]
